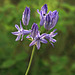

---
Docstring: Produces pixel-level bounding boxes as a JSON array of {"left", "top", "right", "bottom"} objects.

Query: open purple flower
[
  {"left": 37, "top": 4, "right": 48, "bottom": 26},
  {"left": 22, "top": 7, "right": 30, "bottom": 26},
  {"left": 12, "top": 21, "right": 31, "bottom": 41},
  {"left": 45, "top": 29, "right": 58, "bottom": 47},
  {"left": 29, "top": 33, "right": 47, "bottom": 49}
]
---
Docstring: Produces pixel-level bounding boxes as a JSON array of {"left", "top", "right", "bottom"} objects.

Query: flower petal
[
  {"left": 31, "top": 23, "right": 38, "bottom": 38},
  {"left": 37, "top": 9, "right": 40, "bottom": 14},
  {"left": 26, "top": 35, "right": 30, "bottom": 38},
  {"left": 21, "top": 35, "right": 24, "bottom": 41},
  {"left": 53, "top": 29, "right": 57, "bottom": 32},
  {"left": 52, "top": 32, "right": 58, "bottom": 37},
  {"left": 40, "top": 39, "right": 48, "bottom": 44},
  {"left": 40, "top": 33, "right": 47, "bottom": 38},
  {"left": 36, "top": 40, "right": 40, "bottom": 50},
  {"left": 11, "top": 32, "right": 19, "bottom": 35},
  {"left": 50, "top": 11, "right": 59, "bottom": 30},
  {"left": 20, "top": 21, "right": 23, "bottom": 30},
  {"left": 15, "top": 35, "right": 21, "bottom": 41},
  {"left": 51, "top": 42, "right": 54, "bottom": 47},
  {"left": 44, "top": 14, "right": 51, "bottom": 30},
  {"left": 45, "top": 34, "right": 50, "bottom": 40},
  {"left": 23, "top": 30, "right": 31, "bottom": 35},
  {"left": 22, "top": 7, "right": 30, "bottom": 25},
  {"left": 41, "top": 4, "right": 48, "bottom": 15},
  {"left": 15, "top": 24, "right": 20, "bottom": 31},
  {"left": 29, "top": 40, "right": 36, "bottom": 46},
  {"left": 40, "top": 17, "right": 44, "bottom": 26},
  {"left": 50, "top": 38, "right": 56, "bottom": 43}
]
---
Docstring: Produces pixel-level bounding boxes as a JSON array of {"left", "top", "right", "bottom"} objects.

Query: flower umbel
[{"left": 12, "top": 4, "right": 59, "bottom": 75}]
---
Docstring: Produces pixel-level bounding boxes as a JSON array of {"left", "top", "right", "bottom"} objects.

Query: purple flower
[
  {"left": 41, "top": 4, "right": 48, "bottom": 15},
  {"left": 29, "top": 33, "right": 47, "bottom": 49},
  {"left": 26, "top": 23, "right": 39, "bottom": 39},
  {"left": 44, "top": 10, "right": 59, "bottom": 30},
  {"left": 45, "top": 29, "right": 58, "bottom": 47},
  {"left": 31, "top": 23, "right": 38, "bottom": 39},
  {"left": 22, "top": 7, "right": 30, "bottom": 26},
  {"left": 37, "top": 4, "right": 48, "bottom": 26},
  {"left": 40, "top": 16, "right": 45, "bottom": 26},
  {"left": 12, "top": 21, "right": 31, "bottom": 41},
  {"left": 44, "top": 14, "right": 51, "bottom": 30}
]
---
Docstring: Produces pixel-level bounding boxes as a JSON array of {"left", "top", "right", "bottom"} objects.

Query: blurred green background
[{"left": 0, "top": 0, "right": 75, "bottom": 75}]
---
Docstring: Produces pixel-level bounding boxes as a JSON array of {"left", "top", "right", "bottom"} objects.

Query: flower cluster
[{"left": 12, "top": 4, "right": 59, "bottom": 49}]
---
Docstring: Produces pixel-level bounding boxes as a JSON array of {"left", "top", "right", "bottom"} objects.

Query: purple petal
[
  {"left": 40, "top": 33, "right": 47, "bottom": 38},
  {"left": 15, "top": 25, "right": 20, "bottom": 31},
  {"left": 40, "top": 17, "right": 44, "bottom": 26},
  {"left": 26, "top": 7, "right": 30, "bottom": 25},
  {"left": 44, "top": 14, "right": 51, "bottom": 30},
  {"left": 41, "top": 4, "right": 48, "bottom": 15},
  {"left": 37, "top": 9, "right": 40, "bottom": 14},
  {"left": 45, "top": 34, "right": 50, "bottom": 40},
  {"left": 26, "top": 35, "right": 33, "bottom": 39},
  {"left": 22, "top": 12, "right": 25, "bottom": 25},
  {"left": 50, "top": 29, "right": 57, "bottom": 35},
  {"left": 52, "top": 32, "right": 58, "bottom": 37},
  {"left": 53, "top": 29, "right": 57, "bottom": 32},
  {"left": 40, "top": 39, "right": 48, "bottom": 44},
  {"left": 22, "top": 7, "right": 30, "bottom": 25},
  {"left": 29, "top": 40, "right": 36, "bottom": 46},
  {"left": 50, "top": 38, "right": 56, "bottom": 43},
  {"left": 15, "top": 35, "right": 21, "bottom": 41},
  {"left": 31, "top": 23, "right": 38, "bottom": 38},
  {"left": 20, "top": 21, "right": 23, "bottom": 30},
  {"left": 11, "top": 32, "right": 19, "bottom": 35},
  {"left": 21, "top": 35, "right": 24, "bottom": 41},
  {"left": 26, "top": 35, "right": 30, "bottom": 38},
  {"left": 50, "top": 11, "right": 59, "bottom": 30},
  {"left": 51, "top": 42, "right": 54, "bottom": 47},
  {"left": 36, "top": 40, "right": 40, "bottom": 50},
  {"left": 23, "top": 30, "right": 31, "bottom": 35}
]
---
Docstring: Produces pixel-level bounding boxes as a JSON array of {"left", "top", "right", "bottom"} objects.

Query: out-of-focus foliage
[{"left": 0, "top": 0, "right": 75, "bottom": 75}]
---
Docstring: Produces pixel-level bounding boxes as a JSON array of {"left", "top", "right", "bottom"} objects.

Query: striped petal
[
  {"left": 15, "top": 35, "right": 21, "bottom": 41},
  {"left": 40, "top": 39, "right": 48, "bottom": 44},
  {"left": 11, "top": 32, "right": 19, "bottom": 35},
  {"left": 29, "top": 40, "right": 36, "bottom": 46},
  {"left": 40, "top": 33, "right": 47, "bottom": 38},
  {"left": 36, "top": 40, "right": 40, "bottom": 50},
  {"left": 15, "top": 24, "right": 20, "bottom": 31}
]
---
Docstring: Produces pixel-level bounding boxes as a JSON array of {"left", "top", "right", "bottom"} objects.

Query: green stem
[{"left": 25, "top": 45, "right": 35, "bottom": 75}]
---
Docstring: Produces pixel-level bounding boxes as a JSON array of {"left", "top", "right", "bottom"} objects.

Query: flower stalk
[{"left": 25, "top": 45, "right": 35, "bottom": 75}]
